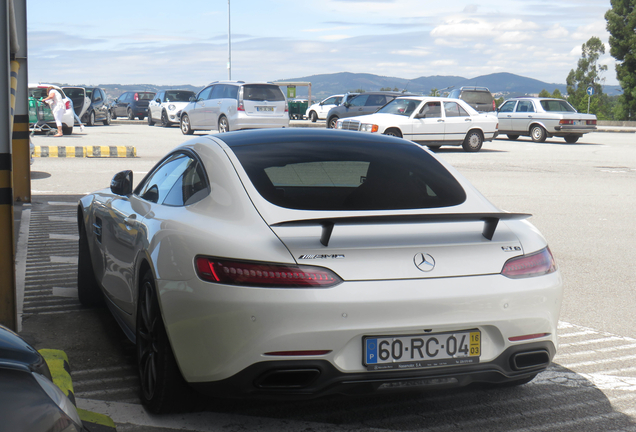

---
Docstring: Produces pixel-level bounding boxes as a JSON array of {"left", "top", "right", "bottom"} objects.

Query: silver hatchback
[{"left": 180, "top": 81, "right": 289, "bottom": 134}]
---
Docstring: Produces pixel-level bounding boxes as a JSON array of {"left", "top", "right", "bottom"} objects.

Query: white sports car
[
  {"left": 77, "top": 128, "right": 562, "bottom": 413},
  {"left": 335, "top": 96, "right": 499, "bottom": 152}
]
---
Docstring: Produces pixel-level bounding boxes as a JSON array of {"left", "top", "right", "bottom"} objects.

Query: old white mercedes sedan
[
  {"left": 77, "top": 128, "right": 562, "bottom": 413},
  {"left": 497, "top": 97, "right": 597, "bottom": 143},
  {"left": 334, "top": 96, "right": 499, "bottom": 152}
]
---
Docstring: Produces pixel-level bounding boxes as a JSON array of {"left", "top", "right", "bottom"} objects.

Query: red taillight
[
  {"left": 509, "top": 333, "right": 549, "bottom": 342},
  {"left": 237, "top": 101, "right": 245, "bottom": 111},
  {"left": 264, "top": 350, "right": 331, "bottom": 356},
  {"left": 492, "top": 100, "right": 496, "bottom": 111},
  {"left": 559, "top": 120, "right": 574, "bottom": 125},
  {"left": 195, "top": 257, "right": 342, "bottom": 288},
  {"left": 134, "top": 93, "right": 139, "bottom": 101},
  {"left": 587, "top": 120, "right": 597, "bottom": 125},
  {"left": 65, "top": 100, "right": 71, "bottom": 110},
  {"left": 285, "top": 103, "right": 288, "bottom": 113},
  {"left": 501, "top": 247, "right": 557, "bottom": 279}
]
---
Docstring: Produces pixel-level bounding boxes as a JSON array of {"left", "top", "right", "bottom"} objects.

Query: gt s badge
[{"left": 298, "top": 254, "right": 345, "bottom": 260}]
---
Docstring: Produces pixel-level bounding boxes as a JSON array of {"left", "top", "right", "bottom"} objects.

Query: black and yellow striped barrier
[
  {"left": 40, "top": 349, "right": 117, "bottom": 431},
  {"left": 34, "top": 146, "right": 136, "bottom": 158}
]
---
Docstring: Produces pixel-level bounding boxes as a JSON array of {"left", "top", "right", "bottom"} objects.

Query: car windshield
[
  {"left": 540, "top": 99, "right": 576, "bottom": 112},
  {"left": 165, "top": 91, "right": 195, "bottom": 102},
  {"left": 230, "top": 134, "right": 466, "bottom": 211},
  {"left": 243, "top": 85, "right": 285, "bottom": 102},
  {"left": 377, "top": 99, "right": 421, "bottom": 116}
]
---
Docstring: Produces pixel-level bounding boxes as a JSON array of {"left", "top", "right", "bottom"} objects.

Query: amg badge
[{"left": 298, "top": 254, "right": 345, "bottom": 260}]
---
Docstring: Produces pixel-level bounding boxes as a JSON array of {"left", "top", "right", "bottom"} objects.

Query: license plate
[
  {"left": 256, "top": 106, "right": 274, "bottom": 112},
  {"left": 364, "top": 330, "right": 480, "bottom": 371}
]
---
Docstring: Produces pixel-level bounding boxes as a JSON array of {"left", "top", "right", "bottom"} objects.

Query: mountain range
[{"left": 88, "top": 71, "right": 622, "bottom": 102}]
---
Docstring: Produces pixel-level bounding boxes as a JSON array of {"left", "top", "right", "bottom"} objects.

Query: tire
[
  {"left": 61, "top": 125, "right": 73, "bottom": 135},
  {"left": 564, "top": 135, "right": 579, "bottom": 144},
  {"left": 218, "top": 116, "right": 230, "bottom": 133},
  {"left": 309, "top": 111, "right": 317, "bottom": 122},
  {"left": 161, "top": 111, "right": 170, "bottom": 127},
  {"left": 148, "top": 113, "right": 155, "bottom": 126},
  {"left": 427, "top": 145, "right": 441, "bottom": 151},
  {"left": 383, "top": 128, "right": 402, "bottom": 138},
  {"left": 462, "top": 130, "right": 483, "bottom": 152},
  {"left": 180, "top": 114, "right": 193, "bottom": 135},
  {"left": 127, "top": 108, "right": 135, "bottom": 120},
  {"left": 530, "top": 125, "right": 547, "bottom": 143},
  {"left": 136, "top": 269, "right": 191, "bottom": 413},
  {"left": 507, "top": 134, "right": 519, "bottom": 140},
  {"left": 77, "top": 218, "right": 104, "bottom": 307},
  {"left": 110, "top": 109, "right": 117, "bottom": 120},
  {"left": 327, "top": 116, "right": 338, "bottom": 129},
  {"left": 138, "top": 115, "right": 145, "bottom": 121},
  {"left": 87, "top": 111, "right": 95, "bottom": 126},
  {"left": 103, "top": 110, "right": 111, "bottom": 126}
]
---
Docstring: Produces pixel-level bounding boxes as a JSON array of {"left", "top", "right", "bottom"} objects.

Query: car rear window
[
  {"left": 242, "top": 85, "right": 285, "bottom": 102},
  {"left": 231, "top": 135, "right": 466, "bottom": 211},
  {"left": 540, "top": 99, "right": 576, "bottom": 112},
  {"left": 459, "top": 91, "right": 493, "bottom": 104},
  {"left": 138, "top": 92, "right": 155, "bottom": 100}
]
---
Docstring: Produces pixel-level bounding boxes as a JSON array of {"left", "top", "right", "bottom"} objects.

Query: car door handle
[
  {"left": 528, "top": 115, "right": 533, "bottom": 118},
  {"left": 437, "top": 119, "right": 444, "bottom": 122},
  {"left": 465, "top": 118, "right": 472, "bottom": 122}
]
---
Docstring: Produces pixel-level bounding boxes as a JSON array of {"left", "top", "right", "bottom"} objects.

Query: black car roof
[{"left": 211, "top": 127, "right": 413, "bottom": 148}]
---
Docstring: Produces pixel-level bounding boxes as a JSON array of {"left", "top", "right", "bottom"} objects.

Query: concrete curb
[
  {"left": 34, "top": 145, "right": 136, "bottom": 158},
  {"left": 40, "top": 349, "right": 117, "bottom": 431}
]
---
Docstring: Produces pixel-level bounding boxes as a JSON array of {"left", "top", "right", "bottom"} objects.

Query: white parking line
[
  {"left": 50, "top": 256, "right": 78, "bottom": 264},
  {"left": 49, "top": 233, "right": 79, "bottom": 241}
]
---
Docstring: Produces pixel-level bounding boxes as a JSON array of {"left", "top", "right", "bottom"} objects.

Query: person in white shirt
[{"left": 41, "top": 86, "right": 65, "bottom": 137}]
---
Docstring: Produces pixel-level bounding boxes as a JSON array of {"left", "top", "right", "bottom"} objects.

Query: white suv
[{"left": 180, "top": 81, "right": 289, "bottom": 134}]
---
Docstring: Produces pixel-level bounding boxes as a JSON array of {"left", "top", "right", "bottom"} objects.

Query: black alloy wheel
[
  {"left": 87, "top": 111, "right": 95, "bottom": 126},
  {"left": 136, "top": 270, "right": 189, "bottom": 413},
  {"left": 127, "top": 108, "right": 135, "bottom": 120},
  {"left": 328, "top": 116, "right": 338, "bottom": 129},
  {"left": 161, "top": 111, "right": 170, "bottom": 127},
  {"left": 77, "top": 218, "right": 104, "bottom": 306}
]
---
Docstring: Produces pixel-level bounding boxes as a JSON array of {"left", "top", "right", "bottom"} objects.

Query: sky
[{"left": 26, "top": 0, "right": 620, "bottom": 89}]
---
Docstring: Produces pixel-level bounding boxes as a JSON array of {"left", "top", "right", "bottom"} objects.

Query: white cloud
[
  {"left": 319, "top": 34, "right": 350, "bottom": 41},
  {"left": 544, "top": 24, "right": 569, "bottom": 39}
]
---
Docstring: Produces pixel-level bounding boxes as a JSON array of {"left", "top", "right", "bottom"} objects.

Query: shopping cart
[{"left": 28, "top": 97, "right": 56, "bottom": 135}]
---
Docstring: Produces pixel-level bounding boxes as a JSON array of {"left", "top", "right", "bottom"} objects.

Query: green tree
[
  {"left": 429, "top": 88, "right": 440, "bottom": 96},
  {"left": 538, "top": 89, "right": 551, "bottom": 97},
  {"left": 605, "top": 0, "right": 636, "bottom": 120},
  {"left": 566, "top": 36, "right": 610, "bottom": 118},
  {"left": 552, "top": 89, "right": 564, "bottom": 99}
]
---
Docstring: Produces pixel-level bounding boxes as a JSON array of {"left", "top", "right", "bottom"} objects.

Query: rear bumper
[
  {"left": 190, "top": 341, "right": 555, "bottom": 399},
  {"left": 551, "top": 125, "right": 596, "bottom": 135}
]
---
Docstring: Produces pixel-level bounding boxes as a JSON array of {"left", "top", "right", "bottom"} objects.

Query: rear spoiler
[{"left": 272, "top": 213, "right": 531, "bottom": 247}]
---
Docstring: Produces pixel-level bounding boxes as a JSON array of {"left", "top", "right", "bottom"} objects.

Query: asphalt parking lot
[{"left": 18, "top": 121, "right": 636, "bottom": 431}]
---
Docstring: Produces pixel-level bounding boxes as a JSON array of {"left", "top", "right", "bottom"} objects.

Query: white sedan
[
  {"left": 497, "top": 97, "right": 597, "bottom": 143},
  {"left": 335, "top": 96, "right": 499, "bottom": 152},
  {"left": 77, "top": 128, "right": 561, "bottom": 413}
]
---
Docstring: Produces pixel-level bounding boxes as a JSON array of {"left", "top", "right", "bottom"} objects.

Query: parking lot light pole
[{"left": 228, "top": 0, "right": 231, "bottom": 80}]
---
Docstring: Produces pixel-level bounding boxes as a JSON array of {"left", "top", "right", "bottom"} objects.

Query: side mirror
[
  {"left": 110, "top": 170, "right": 133, "bottom": 196},
  {"left": 155, "top": 98, "right": 161, "bottom": 103},
  {"left": 343, "top": 102, "right": 350, "bottom": 108}
]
